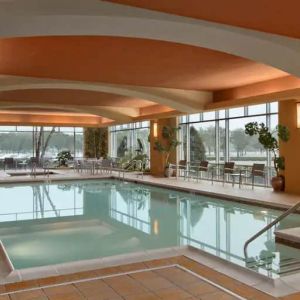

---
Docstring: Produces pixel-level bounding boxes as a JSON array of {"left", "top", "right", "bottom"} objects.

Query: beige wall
[
  {"left": 279, "top": 100, "right": 300, "bottom": 194},
  {"left": 150, "top": 117, "right": 177, "bottom": 177}
]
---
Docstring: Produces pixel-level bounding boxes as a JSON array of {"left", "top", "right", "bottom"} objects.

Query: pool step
[{"left": 246, "top": 255, "right": 300, "bottom": 277}]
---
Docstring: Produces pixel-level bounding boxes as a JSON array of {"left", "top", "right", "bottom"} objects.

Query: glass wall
[
  {"left": 0, "top": 126, "right": 83, "bottom": 160},
  {"left": 179, "top": 102, "right": 278, "bottom": 183},
  {"left": 109, "top": 121, "right": 150, "bottom": 159}
]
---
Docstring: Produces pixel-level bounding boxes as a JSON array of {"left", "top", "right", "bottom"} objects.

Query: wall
[
  {"left": 84, "top": 127, "right": 108, "bottom": 158},
  {"left": 279, "top": 100, "right": 300, "bottom": 194},
  {"left": 150, "top": 117, "right": 177, "bottom": 176}
]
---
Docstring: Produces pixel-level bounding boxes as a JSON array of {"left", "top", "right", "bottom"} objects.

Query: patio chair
[
  {"left": 169, "top": 160, "right": 188, "bottom": 179},
  {"left": 100, "top": 159, "right": 113, "bottom": 174},
  {"left": 213, "top": 162, "right": 235, "bottom": 186},
  {"left": 189, "top": 160, "right": 209, "bottom": 182},
  {"left": 3, "top": 157, "right": 15, "bottom": 171},
  {"left": 240, "top": 163, "right": 266, "bottom": 188}
]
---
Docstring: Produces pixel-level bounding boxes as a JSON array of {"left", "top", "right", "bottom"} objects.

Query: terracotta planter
[
  {"left": 271, "top": 176, "right": 285, "bottom": 192},
  {"left": 164, "top": 167, "right": 173, "bottom": 177}
]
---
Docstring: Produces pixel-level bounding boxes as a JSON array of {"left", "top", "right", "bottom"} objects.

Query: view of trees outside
[
  {"left": 179, "top": 102, "right": 278, "bottom": 167},
  {"left": 190, "top": 122, "right": 216, "bottom": 163},
  {"left": 110, "top": 122, "right": 150, "bottom": 159},
  {"left": 0, "top": 126, "right": 83, "bottom": 160},
  {"left": 229, "top": 116, "right": 266, "bottom": 164}
]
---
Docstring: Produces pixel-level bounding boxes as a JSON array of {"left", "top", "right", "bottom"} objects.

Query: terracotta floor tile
[
  {"left": 184, "top": 281, "right": 219, "bottom": 297},
  {"left": 37, "top": 275, "right": 70, "bottom": 287},
  {"left": 136, "top": 277, "right": 174, "bottom": 291},
  {"left": 124, "top": 292, "right": 160, "bottom": 300},
  {"left": 199, "top": 290, "right": 239, "bottom": 300},
  {"left": 104, "top": 275, "right": 148, "bottom": 296},
  {"left": 5, "top": 280, "right": 39, "bottom": 293},
  {"left": 86, "top": 294, "right": 124, "bottom": 300},
  {"left": 75, "top": 279, "right": 119, "bottom": 298},
  {"left": 94, "top": 267, "right": 123, "bottom": 277},
  {"left": 9, "top": 289, "right": 47, "bottom": 300},
  {"left": 144, "top": 259, "right": 170, "bottom": 268},
  {"left": 154, "top": 286, "right": 192, "bottom": 299},
  {"left": 156, "top": 268, "right": 201, "bottom": 286},
  {"left": 130, "top": 271, "right": 158, "bottom": 281},
  {"left": 43, "top": 284, "right": 84, "bottom": 299},
  {"left": 281, "top": 292, "right": 300, "bottom": 300},
  {"left": 119, "top": 262, "right": 147, "bottom": 272}
]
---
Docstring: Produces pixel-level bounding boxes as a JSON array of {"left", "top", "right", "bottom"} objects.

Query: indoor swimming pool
[{"left": 0, "top": 179, "right": 299, "bottom": 278}]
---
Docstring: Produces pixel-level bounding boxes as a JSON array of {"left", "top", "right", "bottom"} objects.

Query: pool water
[{"left": 0, "top": 179, "right": 299, "bottom": 278}]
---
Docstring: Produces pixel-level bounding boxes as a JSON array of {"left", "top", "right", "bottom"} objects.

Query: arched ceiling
[
  {"left": 105, "top": 0, "right": 300, "bottom": 39},
  {"left": 0, "top": 37, "right": 287, "bottom": 91},
  {"left": 0, "top": 0, "right": 299, "bottom": 126}
]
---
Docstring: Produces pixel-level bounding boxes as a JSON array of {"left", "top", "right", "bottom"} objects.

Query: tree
[
  {"left": 245, "top": 122, "right": 290, "bottom": 176},
  {"left": 34, "top": 126, "right": 56, "bottom": 162},
  {"left": 199, "top": 126, "right": 215, "bottom": 156},
  {"left": 230, "top": 128, "right": 249, "bottom": 157},
  {"left": 190, "top": 126, "right": 206, "bottom": 162},
  {"left": 154, "top": 126, "right": 181, "bottom": 167}
]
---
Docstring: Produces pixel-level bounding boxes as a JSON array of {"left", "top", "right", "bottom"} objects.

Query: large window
[
  {"left": 0, "top": 126, "right": 83, "bottom": 160},
  {"left": 109, "top": 121, "right": 150, "bottom": 159},
  {"left": 179, "top": 102, "right": 278, "bottom": 183}
]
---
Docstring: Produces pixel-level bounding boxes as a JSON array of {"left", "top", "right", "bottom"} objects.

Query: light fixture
[
  {"left": 153, "top": 122, "right": 158, "bottom": 138},
  {"left": 153, "top": 219, "right": 159, "bottom": 235}
]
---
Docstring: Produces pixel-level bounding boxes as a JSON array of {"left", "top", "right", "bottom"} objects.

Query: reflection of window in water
[
  {"left": 0, "top": 184, "right": 83, "bottom": 222},
  {"left": 179, "top": 198, "right": 277, "bottom": 264},
  {"left": 109, "top": 186, "right": 151, "bottom": 234}
]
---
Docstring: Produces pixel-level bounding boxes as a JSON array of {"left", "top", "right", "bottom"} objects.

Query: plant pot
[
  {"left": 271, "top": 176, "right": 285, "bottom": 192},
  {"left": 164, "top": 167, "right": 173, "bottom": 177}
]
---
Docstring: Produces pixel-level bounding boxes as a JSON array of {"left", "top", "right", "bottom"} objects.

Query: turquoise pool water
[{"left": 0, "top": 179, "right": 299, "bottom": 278}]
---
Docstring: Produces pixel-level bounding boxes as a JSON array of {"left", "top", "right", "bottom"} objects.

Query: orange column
[
  {"left": 150, "top": 117, "right": 177, "bottom": 177},
  {"left": 279, "top": 100, "right": 300, "bottom": 194}
]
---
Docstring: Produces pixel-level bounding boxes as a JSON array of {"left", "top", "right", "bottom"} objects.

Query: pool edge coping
[{"left": 0, "top": 246, "right": 299, "bottom": 298}]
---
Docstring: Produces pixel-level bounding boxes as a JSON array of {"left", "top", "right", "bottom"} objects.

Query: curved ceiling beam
[
  {"left": 0, "top": 76, "right": 212, "bottom": 113},
  {"left": 0, "top": 102, "right": 133, "bottom": 123},
  {"left": 0, "top": 1, "right": 300, "bottom": 76}
]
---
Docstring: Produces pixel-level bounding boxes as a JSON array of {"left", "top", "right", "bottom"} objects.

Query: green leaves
[
  {"left": 154, "top": 126, "right": 181, "bottom": 165},
  {"left": 277, "top": 124, "right": 290, "bottom": 142},
  {"left": 244, "top": 122, "right": 290, "bottom": 175}
]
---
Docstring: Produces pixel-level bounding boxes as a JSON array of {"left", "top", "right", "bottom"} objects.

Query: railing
[
  {"left": 243, "top": 201, "right": 300, "bottom": 259},
  {"left": 183, "top": 162, "right": 275, "bottom": 187}
]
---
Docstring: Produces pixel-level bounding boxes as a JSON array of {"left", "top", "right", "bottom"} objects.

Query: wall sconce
[
  {"left": 153, "top": 122, "right": 158, "bottom": 138},
  {"left": 297, "top": 103, "right": 300, "bottom": 128},
  {"left": 153, "top": 219, "right": 159, "bottom": 235}
]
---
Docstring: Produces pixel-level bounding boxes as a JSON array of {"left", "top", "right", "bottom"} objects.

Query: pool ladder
[{"left": 244, "top": 201, "right": 300, "bottom": 260}]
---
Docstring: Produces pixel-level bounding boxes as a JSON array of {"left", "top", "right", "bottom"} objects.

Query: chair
[
  {"left": 189, "top": 160, "right": 209, "bottom": 181},
  {"left": 4, "top": 158, "right": 15, "bottom": 171},
  {"left": 240, "top": 163, "right": 266, "bottom": 188},
  {"left": 213, "top": 162, "right": 235, "bottom": 186},
  {"left": 100, "top": 159, "right": 113, "bottom": 174},
  {"left": 170, "top": 160, "right": 188, "bottom": 179}
]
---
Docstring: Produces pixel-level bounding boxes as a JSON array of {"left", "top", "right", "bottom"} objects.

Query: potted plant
[
  {"left": 57, "top": 150, "right": 73, "bottom": 167},
  {"left": 245, "top": 122, "right": 290, "bottom": 191},
  {"left": 154, "top": 126, "right": 181, "bottom": 177}
]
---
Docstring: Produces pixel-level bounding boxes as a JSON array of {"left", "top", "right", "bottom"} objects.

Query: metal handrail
[{"left": 244, "top": 201, "right": 300, "bottom": 259}]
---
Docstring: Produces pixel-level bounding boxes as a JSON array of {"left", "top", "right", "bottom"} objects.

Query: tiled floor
[
  {"left": 0, "top": 257, "right": 299, "bottom": 300},
  {"left": 0, "top": 265, "right": 249, "bottom": 300}
]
